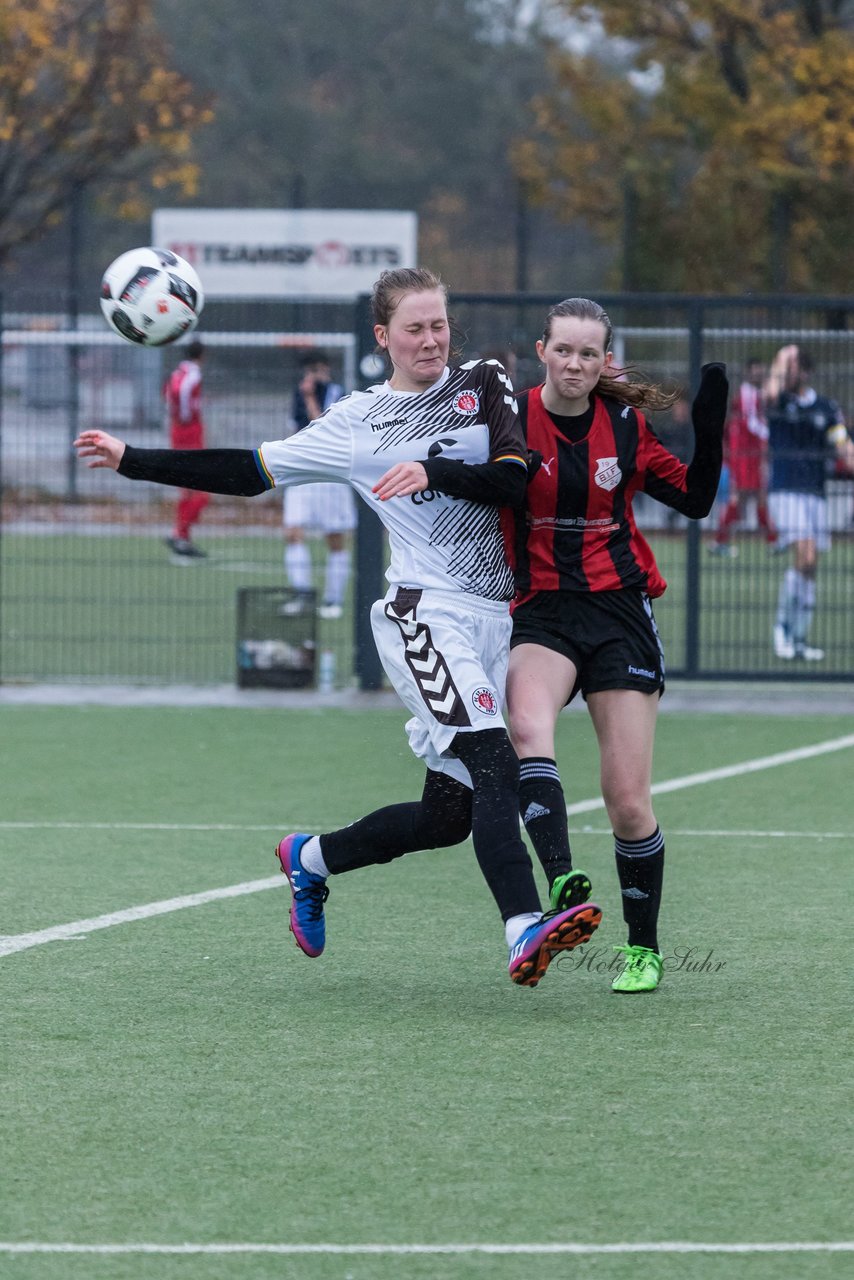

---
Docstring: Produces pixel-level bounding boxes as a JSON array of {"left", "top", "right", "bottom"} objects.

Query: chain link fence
[{"left": 2, "top": 290, "right": 852, "bottom": 687}]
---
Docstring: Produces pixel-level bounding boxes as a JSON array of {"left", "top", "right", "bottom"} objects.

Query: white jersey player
[{"left": 74, "top": 267, "right": 602, "bottom": 987}]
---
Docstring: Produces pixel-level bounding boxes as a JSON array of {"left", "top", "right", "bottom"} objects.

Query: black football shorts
[{"left": 509, "top": 589, "right": 665, "bottom": 702}]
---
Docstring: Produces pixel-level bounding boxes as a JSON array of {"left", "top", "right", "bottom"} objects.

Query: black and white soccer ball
[{"left": 100, "top": 247, "right": 204, "bottom": 346}]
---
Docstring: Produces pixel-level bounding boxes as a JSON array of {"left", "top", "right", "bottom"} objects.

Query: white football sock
[
  {"left": 323, "top": 548, "right": 351, "bottom": 605},
  {"left": 300, "top": 836, "right": 329, "bottom": 879},
  {"left": 505, "top": 912, "right": 542, "bottom": 949},
  {"left": 285, "top": 542, "right": 312, "bottom": 591}
]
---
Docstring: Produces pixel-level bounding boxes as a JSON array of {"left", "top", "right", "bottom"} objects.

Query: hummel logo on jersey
[
  {"left": 371, "top": 416, "right": 408, "bottom": 432},
  {"left": 594, "top": 457, "right": 622, "bottom": 491},
  {"left": 523, "top": 802, "right": 551, "bottom": 824}
]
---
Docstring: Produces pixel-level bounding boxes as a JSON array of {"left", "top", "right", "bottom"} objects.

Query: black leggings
[
  {"left": 321, "top": 727, "right": 541, "bottom": 921},
  {"left": 321, "top": 769, "right": 473, "bottom": 873}
]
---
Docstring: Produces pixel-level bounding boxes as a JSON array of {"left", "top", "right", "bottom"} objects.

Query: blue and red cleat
[
  {"left": 276, "top": 833, "right": 329, "bottom": 957},
  {"left": 508, "top": 902, "right": 602, "bottom": 987}
]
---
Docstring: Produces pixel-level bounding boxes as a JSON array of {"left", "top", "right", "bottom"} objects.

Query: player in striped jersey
[
  {"left": 503, "top": 297, "right": 728, "bottom": 993},
  {"left": 75, "top": 269, "right": 602, "bottom": 988}
]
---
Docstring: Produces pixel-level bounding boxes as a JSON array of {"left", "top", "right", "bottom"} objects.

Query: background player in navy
[
  {"left": 765, "top": 344, "right": 853, "bottom": 661},
  {"left": 75, "top": 268, "right": 601, "bottom": 989},
  {"left": 282, "top": 350, "right": 355, "bottom": 619},
  {"left": 503, "top": 297, "right": 728, "bottom": 993}
]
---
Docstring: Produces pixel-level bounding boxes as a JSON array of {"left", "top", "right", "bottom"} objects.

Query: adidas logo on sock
[{"left": 523, "top": 802, "right": 551, "bottom": 824}]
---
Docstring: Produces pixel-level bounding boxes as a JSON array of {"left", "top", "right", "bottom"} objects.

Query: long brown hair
[{"left": 542, "top": 298, "right": 680, "bottom": 412}]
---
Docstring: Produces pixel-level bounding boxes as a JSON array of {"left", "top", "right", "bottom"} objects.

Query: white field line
[
  {"left": 0, "top": 821, "right": 289, "bottom": 831},
  {"left": 0, "top": 822, "right": 849, "bottom": 840},
  {"left": 0, "top": 877, "right": 282, "bottom": 958},
  {"left": 2, "top": 732, "right": 853, "bottom": 959},
  {"left": 0, "top": 1241, "right": 851, "bottom": 1256},
  {"left": 565, "top": 731, "right": 854, "bottom": 815}
]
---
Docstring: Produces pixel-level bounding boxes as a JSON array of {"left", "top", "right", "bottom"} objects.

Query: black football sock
[
  {"left": 452, "top": 729, "right": 542, "bottom": 922},
  {"left": 321, "top": 770, "right": 472, "bottom": 875},
  {"left": 518, "top": 757, "right": 573, "bottom": 883},
  {"left": 614, "top": 827, "right": 664, "bottom": 952}
]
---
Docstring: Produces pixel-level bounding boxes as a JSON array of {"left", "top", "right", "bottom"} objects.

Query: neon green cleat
[
  {"left": 548, "top": 870, "right": 592, "bottom": 913},
  {"left": 611, "top": 944, "right": 663, "bottom": 993}
]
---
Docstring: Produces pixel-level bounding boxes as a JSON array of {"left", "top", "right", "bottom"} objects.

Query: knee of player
[
  {"left": 606, "top": 795, "right": 655, "bottom": 839},
  {"left": 425, "top": 810, "right": 472, "bottom": 849},
  {"left": 453, "top": 727, "right": 519, "bottom": 791},
  {"left": 507, "top": 711, "right": 546, "bottom": 758}
]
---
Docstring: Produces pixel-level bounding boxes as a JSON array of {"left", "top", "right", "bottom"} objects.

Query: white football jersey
[{"left": 258, "top": 360, "right": 524, "bottom": 601}]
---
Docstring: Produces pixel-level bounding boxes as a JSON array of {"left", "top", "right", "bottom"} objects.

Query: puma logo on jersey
[{"left": 540, "top": 456, "right": 555, "bottom": 476}]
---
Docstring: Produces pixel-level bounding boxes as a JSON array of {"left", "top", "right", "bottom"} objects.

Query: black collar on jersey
[{"left": 543, "top": 399, "right": 596, "bottom": 443}]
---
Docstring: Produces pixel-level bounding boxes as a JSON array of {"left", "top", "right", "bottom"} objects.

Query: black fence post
[
  {"left": 0, "top": 288, "right": 3, "bottom": 683},
  {"left": 353, "top": 294, "right": 385, "bottom": 691},
  {"left": 683, "top": 298, "right": 705, "bottom": 677},
  {"left": 66, "top": 182, "right": 83, "bottom": 501}
]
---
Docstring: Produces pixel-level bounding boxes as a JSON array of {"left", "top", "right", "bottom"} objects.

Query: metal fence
[{"left": 1, "top": 290, "right": 852, "bottom": 688}]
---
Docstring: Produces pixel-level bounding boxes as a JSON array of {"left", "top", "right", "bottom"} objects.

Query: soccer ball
[{"left": 100, "top": 247, "right": 204, "bottom": 346}]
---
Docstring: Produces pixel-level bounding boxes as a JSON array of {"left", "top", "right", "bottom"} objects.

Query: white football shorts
[
  {"left": 371, "top": 586, "right": 512, "bottom": 790},
  {"left": 283, "top": 482, "right": 357, "bottom": 534},
  {"left": 768, "top": 491, "right": 830, "bottom": 551}
]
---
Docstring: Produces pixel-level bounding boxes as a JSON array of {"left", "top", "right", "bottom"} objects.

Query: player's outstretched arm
[
  {"left": 75, "top": 431, "right": 270, "bottom": 496},
  {"left": 74, "top": 430, "right": 126, "bottom": 470}
]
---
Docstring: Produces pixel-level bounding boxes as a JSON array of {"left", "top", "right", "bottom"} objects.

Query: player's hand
[
  {"left": 73, "top": 430, "right": 127, "bottom": 470},
  {"left": 692, "top": 363, "right": 729, "bottom": 440},
  {"left": 372, "top": 461, "right": 429, "bottom": 501}
]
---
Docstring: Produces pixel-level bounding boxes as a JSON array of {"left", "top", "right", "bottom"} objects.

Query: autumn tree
[
  {"left": 0, "top": 0, "right": 211, "bottom": 261},
  {"left": 514, "top": 1, "right": 854, "bottom": 291}
]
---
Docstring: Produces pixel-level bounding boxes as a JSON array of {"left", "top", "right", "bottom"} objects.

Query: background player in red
[
  {"left": 711, "top": 356, "right": 776, "bottom": 556},
  {"left": 503, "top": 297, "right": 727, "bottom": 994},
  {"left": 164, "top": 340, "right": 209, "bottom": 560}
]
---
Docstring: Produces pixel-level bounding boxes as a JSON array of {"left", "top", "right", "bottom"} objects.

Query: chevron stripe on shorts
[{"left": 384, "top": 589, "right": 470, "bottom": 728}]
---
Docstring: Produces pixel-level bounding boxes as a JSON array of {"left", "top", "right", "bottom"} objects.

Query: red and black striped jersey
[{"left": 505, "top": 386, "right": 711, "bottom": 600}]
